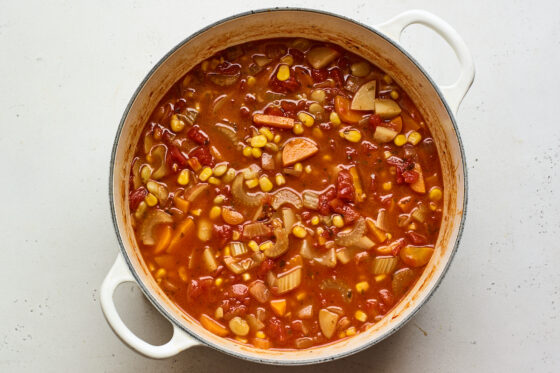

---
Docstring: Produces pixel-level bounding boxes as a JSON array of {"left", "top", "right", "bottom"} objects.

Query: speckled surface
[{"left": 1, "top": 1, "right": 558, "bottom": 372}]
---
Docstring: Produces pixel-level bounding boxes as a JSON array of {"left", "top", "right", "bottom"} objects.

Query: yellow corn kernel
[
  {"left": 259, "top": 241, "right": 273, "bottom": 252},
  {"left": 429, "top": 202, "right": 438, "bottom": 211},
  {"left": 259, "top": 127, "right": 274, "bottom": 141},
  {"left": 312, "top": 127, "right": 323, "bottom": 139},
  {"left": 304, "top": 165, "right": 312, "bottom": 174},
  {"left": 201, "top": 60, "right": 209, "bottom": 72},
  {"left": 251, "top": 147, "right": 262, "bottom": 158},
  {"left": 275, "top": 173, "right": 286, "bottom": 186},
  {"left": 332, "top": 214, "right": 344, "bottom": 228},
  {"left": 245, "top": 178, "right": 259, "bottom": 189},
  {"left": 242, "top": 273, "right": 251, "bottom": 281},
  {"left": 199, "top": 167, "right": 213, "bottom": 182},
  {"left": 170, "top": 114, "right": 186, "bottom": 132},
  {"left": 375, "top": 274, "right": 387, "bottom": 282},
  {"left": 134, "top": 201, "right": 147, "bottom": 219},
  {"left": 248, "top": 240, "right": 259, "bottom": 252},
  {"left": 277, "top": 64, "right": 290, "bottom": 81},
  {"left": 250, "top": 135, "right": 268, "bottom": 148},
  {"left": 259, "top": 176, "right": 273, "bottom": 192},
  {"left": 390, "top": 90, "right": 399, "bottom": 100},
  {"left": 330, "top": 111, "right": 341, "bottom": 125},
  {"left": 242, "top": 146, "right": 253, "bottom": 157},
  {"left": 177, "top": 169, "right": 190, "bottom": 185},
  {"left": 191, "top": 208, "right": 202, "bottom": 216},
  {"left": 316, "top": 227, "right": 326, "bottom": 245},
  {"left": 148, "top": 262, "right": 156, "bottom": 272},
  {"left": 280, "top": 55, "right": 294, "bottom": 66},
  {"left": 265, "top": 143, "right": 278, "bottom": 152},
  {"left": 155, "top": 268, "right": 167, "bottom": 279},
  {"left": 222, "top": 168, "right": 236, "bottom": 183},
  {"left": 292, "top": 225, "right": 307, "bottom": 238},
  {"left": 213, "top": 195, "right": 225, "bottom": 204},
  {"left": 346, "top": 326, "right": 357, "bottom": 336},
  {"left": 408, "top": 131, "right": 422, "bottom": 145},
  {"left": 294, "top": 163, "right": 303, "bottom": 173},
  {"left": 209, "top": 206, "right": 222, "bottom": 220},
  {"left": 273, "top": 134, "right": 281, "bottom": 143},
  {"left": 355, "top": 281, "right": 370, "bottom": 293},
  {"left": 338, "top": 331, "right": 346, "bottom": 339},
  {"left": 145, "top": 193, "right": 158, "bottom": 207},
  {"left": 323, "top": 154, "right": 332, "bottom": 162},
  {"left": 215, "top": 277, "right": 223, "bottom": 287},
  {"left": 382, "top": 181, "right": 392, "bottom": 191},
  {"left": 386, "top": 233, "right": 392, "bottom": 240},
  {"left": 298, "top": 112, "right": 315, "bottom": 127},
  {"left": 355, "top": 310, "right": 367, "bottom": 322},
  {"left": 256, "top": 331, "right": 266, "bottom": 339},
  {"left": 232, "top": 231, "right": 241, "bottom": 240},
  {"left": 235, "top": 336, "right": 248, "bottom": 344},
  {"left": 178, "top": 266, "right": 188, "bottom": 282},
  {"left": 208, "top": 176, "right": 221, "bottom": 185},
  {"left": 140, "top": 165, "right": 152, "bottom": 183},
  {"left": 223, "top": 246, "right": 231, "bottom": 257},
  {"left": 383, "top": 74, "right": 393, "bottom": 84},
  {"left": 408, "top": 222, "right": 417, "bottom": 230},
  {"left": 311, "top": 216, "right": 320, "bottom": 225},
  {"left": 383, "top": 150, "right": 392, "bottom": 159},
  {"left": 429, "top": 187, "right": 443, "bottom": 202},
  {"left": 296, "top": 291, "right": 306, "bottom": 301},
  {"left": 247, "top": 75, "right": 256, "bottom": 87},
  {"left": 394, "top": 134, "right": 407, "bottom": 147},
  {"left": 213, "top": 164, "right": 228, "bottom": 177},
  {"left": 342, "top": 129, "right": 362, "bottom": 143},
  {"left": 215, "top": 306, "right": 224, "bottom": 319},
  {"left": 293, "top": 122, "right": 304, "bottom": 135}
]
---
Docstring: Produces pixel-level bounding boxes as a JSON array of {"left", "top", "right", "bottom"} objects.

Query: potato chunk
[
  {"left": 307, "top": 47, "right": 339, "bottom": 69},
  {"left": 351, "top": 80, "right": 376, "bottom": 111},
  {"left": 375, "top": 98, "right": 402, "bottom": 119}
]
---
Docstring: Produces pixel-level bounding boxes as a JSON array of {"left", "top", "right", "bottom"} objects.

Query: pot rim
[{"left": 108, "top": 7, "right": 468, "bottom": 365}]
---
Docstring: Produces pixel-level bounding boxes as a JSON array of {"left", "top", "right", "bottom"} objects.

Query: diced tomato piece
[
  {"left": 213, "top": 224, "right": 233, "bottom": 247},
  {"left": 336, "top": 170, "right": 355, "bottom": 202},
  {"left": 230, "top": 284, "right": 249, "bottom": 298},
  {"left": 378, "top": 289, "right": 395, "bottom": 313},
  {"left": 368, "top": 114, "right": 382, "bottom": 131},
  {"left": 266, "top": 317, "right": 287, "bottom": 345},
  {"left": 402, "top": 170, "right": 419, "bottom": 184},
  {"left": 329, "top": 67, "right": 345, "bottom": 87},
  {"left": 188, "top": 146, "right": 214, "bottom": 167},
  {"left": 174, "top": 98, "right": 188, "bottom": 113},
  {"left": 318, "top": 186, "right": 336, "bottom": 215},
  {"left": 263, "top": 105, "right": 285, "bottom": 117},
  {"left": 365, "top": 298, "right": 380, "bottom": 316},
  {"left": 215, "top": 61, "right": 241, "bottom": 75},
  {"left": 269, "top": 74, "right": 300, "bottom": 93},
  {"left": 166, "top": 145, "right": 189, "bottom": 169},
  {"left": 406, "top": 231, "right": 428, "bottom": 245},
  {"left": 390, "top": 238, "right": 407, "bottom": 256},
  {"left": 311, "top": 68, "right": 329, "bottom": 82},
  {"left": 360, "top": 141, "right": 377, "bottom": 154},
  {"left": 187, "top": 125, "right": 209, "bottom": 145},
  {"left": 265, "top": 44, "right": 286, "bottom": 59},
  {"left": 288, "top": 48, "right": 305, "bottom": 62},
  {"left": 129, "top": 186, "right": 147, "bottom": 210},
  {"left": 280, "top": 100, "right": 298, "bottom": 119},
  {"left": 328, "top": 198, "right": 360, "bottom": 223}
]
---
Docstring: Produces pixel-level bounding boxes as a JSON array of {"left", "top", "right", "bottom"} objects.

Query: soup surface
[{"left": 128, "top": 38, "right": 443, "bottom": 350}]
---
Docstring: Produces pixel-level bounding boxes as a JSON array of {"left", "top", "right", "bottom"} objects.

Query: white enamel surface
[{"left": 1, "top": 1, "right": 559, "bottom": 372}]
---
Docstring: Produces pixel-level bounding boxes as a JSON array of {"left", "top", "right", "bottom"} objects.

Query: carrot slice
[
  {"left": 253, "top": 114, "right": 295, "bottom": 129},
  {"left": 282, "top": 137, "right": 319, "bottom": 166},
  {"left": 270, "top": 299, "right": 287, "bottom": 316},
  {"left": 167, "top": 217, "right": 194, "bottom": 253},
  {"left": 381, "top": 115, "right": 403, "bottom": 133},
  {"left": 173, "top": 191, "right": 191, "bottom": 213},
  {"left": 334, "top": 96, "right": 363, "bottom": 123},
  {"left": 410, "top": 163, "right": 426, "bottom": 193},
  {"left": 153, "top": 225, "right": 172, "bottom": 254},
  {"left": 200, "top": 314, "right": 229, "bottom": 337}
]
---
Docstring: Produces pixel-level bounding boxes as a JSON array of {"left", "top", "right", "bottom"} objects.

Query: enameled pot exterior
[{"left": 101, "top": 8, "right": 474, "bottom": 365}]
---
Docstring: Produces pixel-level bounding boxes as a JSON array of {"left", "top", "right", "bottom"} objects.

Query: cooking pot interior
[{"left": 110, "top": 9, "right": 465, "bottom": 364}]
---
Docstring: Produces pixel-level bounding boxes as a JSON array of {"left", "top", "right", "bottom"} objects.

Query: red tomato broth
[{"left": 129, "top": 38, "right": 444, "bottom": 349}]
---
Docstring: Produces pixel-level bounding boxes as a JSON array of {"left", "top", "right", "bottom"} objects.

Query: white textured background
[{"left": 1, "top": 0, "right": 559, "bottom": 372}]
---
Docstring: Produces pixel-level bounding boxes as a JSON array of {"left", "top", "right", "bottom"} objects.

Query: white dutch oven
[{"left": 101, "top": 8, "right": 474, "bottom": 365}]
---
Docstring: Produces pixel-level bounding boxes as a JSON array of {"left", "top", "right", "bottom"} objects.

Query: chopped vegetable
[
  {"left": 282, "top": 137, "right": 319, "bottom": 166},
  {"left": 229, "top": 316, "right": 250, "bottom": 336},
  {"left": 374, "top": 98, "right": 402, "bottom": 119},
  {"left": 334, "top": 96, "right": 363, "bottom": 123},
  {"left": 271, "top": 188, "right": 303, "bottom": 210},
  {"left": 318, "top": 309, "right": 339, "bottom": 338},
  {"left": 302, "top": 191, "right": 319, "bottom": 210},
  {"left": 221, "top": 207, "right": 245, "bottom": 225},
  {"left": 242, "top": 221, "right": 273, "bottom": 239},
  {"left": 307, "top": 46, "right": 339, "bottom": 69},
  {"left": 334, "top": 217, "right": 366, "bottom": 247},
  {"left": 400, "top": 246, "right": 434, "bottom": 267},
  {"left": 253, "top": 114, "right": 295, "bottom": 129},
  {"left": 202, "top": 247, "right": 217, "bottom": 271},
  {"left": 270, "top": 299, "right": 287, "bottom": 316},
  {"left": 139, "top": 210, "right": 173, "bottom": 245},
  {"left": 392, "top": 268, "right": 417, "bottom": 297},
  {"left": 351, "top": 80, "right": 376, "bottom": 111},
  {"left": 410, "top": 162, "right": 426, "bottom": 193},
  {"left": 372, "top": 256, "right": 398, "bottom": 275},
  {"left": 373, "top": 126, "right": 398, "bottom": 143},
  {"left": 167, "top": 217, "right": 194, "bottom": 253},
  {"left": 230, "top": 241, "right": 248, "bottom": 257},
  {"left": 232, "top": 174, "right": 264, "bottom": 207},
  {"left": 200, "top": 314, "right": 229, "bottom": 336},
  {"left": 276, "top": 267, "right": 302, "bottom": 294},
  {"left": 263, "top": 225, "right": 289, "bottom": 258},
  {"left": 249, "top": 280, "right": 270, "bottom": 303}
]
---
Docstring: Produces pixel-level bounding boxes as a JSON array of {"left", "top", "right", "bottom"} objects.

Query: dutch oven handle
[
  {"left": 377, "top": 10, "right": 475, "bottom": 114},
  {"left": 100, "top": 254, "right": 200, "bottom": 358}
]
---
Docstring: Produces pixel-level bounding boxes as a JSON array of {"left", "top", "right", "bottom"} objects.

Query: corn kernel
[
  {"left": 355, "top": 281, "right": 370, "bottom": 293},
  {"left": 215, "top": 306, "right": 224, "bottom": 319},
  {"left": 264, "top": 143, "right": 278, "bottom": 152},
  {"left": 375, "top": 274, "right": 387, "bottom": 282},
  {"left": 310, "top": 89, "right": 326, "bottom": 103},
  {"left": 429, "top": 202, "right": 437, "bottom": 211},
  {"left": 408, "top": 222, "right": 417, "bottom": 230},
  {"left": 176, "top": 169, "right": 190, "bottom": 185},
  {"left": 256, "top": 331, "right": 266, "bottom": 339},
  {"left": 355, "top": 310, "right": 367, "bottom": 322},
  {"left": 332, "top": 214, "right": 344, "bottom": 228},
  {"left": 170, "top": 114, "right": 186, "bottom": 132},
  {"left": 293, "top": 122, "right": 304, "bottom": 135},
  {"left": 251, "top": 147, "right": 262, "bottom": 158},
  {"left": 323, "top": 154, "right": 332, "bottom": 162},
  {"left": 145, "top": 193, "right": 158, "bottom": 207},
  {"left": 311, "top": 216, "right": 320, "bottom": 225},
  {"left": 408, "top": 131, "right": 422, "bottom": 145},
  {"left": 215, "top": 277, "right": 223, "bottom": 287},
  {"left": 242, "top": 273, "right": 251, "bottom": 281},
  {"left": 208, "top": 176, "right": 221, "bottom": 185},
  {"left": 273, "top": 134, "right": 281, "bottom": 143},
  {"left": 330, "top": 112, "right": 341, "bottom": 125},
  {"left": 383, "top": 150, "right": 392, "bottom": 159},
  {"left": 259, "top": 176, "right": 273, "bottom": 192},
  {"left": 250, "top": 135, "right": 268, "bottom": 148},
  {"left": 148, "top": 261, "right": 156, "bottom": 272},
  {"left": 209, "top": 206, "right": 221, "bottom": 220},
  {"left": 199, "top": 167, "right": 213, "bottom": 181},
  {"left": 259, "top": 241, "right": 273, "bottom": 252},
  {"left": 235, "top": 337, "right": 248, "bottom": 344},
  {"left": 309, "top": 103, "right": 324, "bottom": 115},
  {"left": 245, "top": 178, "right": 259, "bottom": 189},
  {"left": 304, "top": 165, "right": 312, "bottom": 174},
  {"left": 382, "top": 181, "right": 392, "bottom": 191},
  {"left": 312, "top": 127, "right": 323, "bottom": 139},
  {"left": 298, "top": 112, "right": 315, "bottom": 127},
  {"left": 223, "top": 246, "right": 231, "bottom": 256},
  {"left": 292, "top": 225, "right": 307, "bottom": 238},
  {"left": 346, "top": 326, "right": 357, "bottom": 336},
  {"left": 338, "top": 331, "right": 346, "bottom": 339},
  {"left": 213, "top": 164, "right": 228, "bottom": 177},
  {"left": 242, "top": 146, "right": 253, "bottom": 157},
  {"left": 390, "top": 90, "right": 400, "bottom": 100},
  {"left": 155, "top": 268, "right": 167, "bottom": 279},
  {"left": 134, "top": 201, "right": 147, "bottom": 218},
  {"left": 394, "top": 134, "right": 407, "bottom": 147},
  {"left": 232, "top": 231, "right": 240, "bottom": 240},
  {"left": 386, "top": 233, "right": 392, "bottom": 240},
  {"left": 296, "top": 291, "right": 306, "bottom": 301},
  {"left": 294, "top": 163, "right": 303, "bottom": 173},
  {"left": 140, "top": 165, "right": 152, "bottom": 183},
  {"left": 342, "top": 129, "right": 362, "bottom": 143},
  {"left": 383, "top": 74, "right": 393, "bottom": 84},
  {"left": 247, "top": 76, "right": 256, "bottom": 87},
  {"left": 277, "top": 64, "right": 290, "bottom": 81},
  {"left": 259, "top": 127, "right": 274, "bottom": 141},
  {"left": 275, "top": 174, "right": 286, "bottom": 186},
  {"left": 429, "top": 187, "right": 443, "bottom": 202},
  {"left": 280, "top": 55, "right": 294, "bottom": 66},
  {"left": 248, "top": 240, "right": 259, "bottom": 252},
  {"left": 191, "top": 208, "right": 202, "bottom": 216},
  {"left": 222, "top": 168, "right": 236, "bottom": 183}
]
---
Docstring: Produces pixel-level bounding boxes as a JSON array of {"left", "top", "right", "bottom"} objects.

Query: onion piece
[
  {"left": 302, "top": 191, "right": 319, "bottom": 210},
  {"left": 334, "top": 217, "right": 366, "bottom": 247},
  {"left": 271, "top": 188, "right": 302, "bottom": 210},
  {"left": 411, "top": 203, "right": 429, "bottom": 223},
  {"left": 392, "top": 268, "right": 417, "bottom": 297},
  {"left": 224, "top": 256, "right": 254, "bottom": 274},
  {"left": 266, "top": 271, "right": 277, "bottom": 288},
  {"left": 376, "top": 210, "right": 389, "bottom": 231},
  {"left": 215, "top": 123, "right": 238, "bottom": 144},
  {"left": 232, "top": 174, "right": 264, "bottom": 207},
  {"left": 149, "top": 144, "right": 169, "bottom": 180},
  {"left": 230, "top": 241, "right": 248, "bottom": 257},
  {"left": 139, "top": 209, "right": 173, "bottom": 245},
  {"left": 314, "top": 247, "right": 337, "bottom": 268},
  {"left": 297, "top": 305, "right": 314, "bottom": 319},
  {"left": 132, "top": 160, "right": 142, "bottom": 189},
  {"left": 246, "top": 313, "right": 265, "bottom": 331},
  {"left": 146, "top": 180, "right": 169, "bottom": 203},
  {"left": 372, "top": 256, "right": 398, "bottom": 275},
  {"left": 350, "top": 236, "right": 375, "bottom": 250},
  {"left": 276, "top": 267, "right": 302, "bottom": 294},
  {"left": 185, "top": 183, "right": 209, "bottom": 202},
  {"left": 143, "top": 133, "right": 154, "bottom": 154},
  {"left": 261, "top": 152, "right": 275, "bottom": 170},
  {"left": 202, "top": 248, "right": 217, "bottom": 272},
  {"left": 249, "top": 280, "right": 270, "bottom": 303},
  {"left": 336, "top": 247, "right": 354, "bottom": 264},
  {"left": 281, "top": 207, "right": 296, "bottom": 230},
  {"left": 242, "top": 221, "right": 272, "bottom": 239},
  {"left": 320, "top": 278, "right": 352, "bottom": 302}
]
